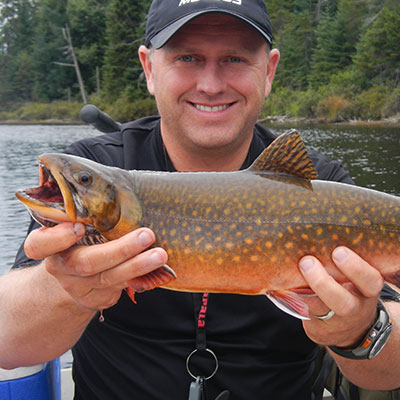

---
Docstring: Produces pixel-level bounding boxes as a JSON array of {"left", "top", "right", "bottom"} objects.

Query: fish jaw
[{"left": 15, "top": 157, "right": 79, "bottom": 227}]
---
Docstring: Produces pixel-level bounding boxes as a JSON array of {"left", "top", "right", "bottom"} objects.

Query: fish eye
[{"left": 74, "top": 171, "right": 93, "bottom": 186}]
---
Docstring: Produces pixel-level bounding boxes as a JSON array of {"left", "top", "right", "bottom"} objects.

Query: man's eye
[
  {"left": 180, "top": 55, "right": 194, "bottom": 62},
  {"left": 229, "top": 57, "right": 242, "bottom": 63}
]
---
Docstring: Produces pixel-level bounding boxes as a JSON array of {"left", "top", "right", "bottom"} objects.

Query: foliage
[
  {"left": 0, "top": 101, "right": 82, "bottom": 121},
  {"left": 0, "top": 0, "right": 399, "bottom": 123},
  {"left": 316, "top": 95, "right": 351, "bottom": 122},
  {"left": 353, "top": 2, "right": 400, "bottom": 87},
  {"left": 102, "top": 0, "right": 151, "bottom": 101},
  {"left": 66, "top": 0, "right": 108, "bottom": 96},
  {"left": 31, "top": 0, "right": 77, "bottom": 102},
  {"left": 103, "top": 96, "right": 158, "bottom": 122},
  {"left": 351, "top": 85, "right": 392, "bottom": 121}
]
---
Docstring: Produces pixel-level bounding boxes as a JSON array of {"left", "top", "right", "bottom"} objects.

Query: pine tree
[
  {"left": 353, "top": 2, "right": 400, "bottom": 87},
  {"left": 102, "top": 0, "right": 151, "bottom": 101},
  {"left": 31, "top": 0, "right": 74, "bottom": 101},
  {"left": 0, "top": 0, "right": 38, "bottom": 107},
  {"left": 308, "top": 0, "right": 366, "bottom": 87},
  {"left": 66, "top": 0, "right": 108, "bottom": 96},
  {"left": 273, "top": 11, "right": 315, "bottom": 90}
]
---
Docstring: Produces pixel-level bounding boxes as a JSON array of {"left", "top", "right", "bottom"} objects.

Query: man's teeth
[{"left": 194, "top": 104, "right": 230, "bottom": 112}]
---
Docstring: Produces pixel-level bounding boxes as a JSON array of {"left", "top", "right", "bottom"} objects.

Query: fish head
[{"left": 16, "top": 153, "right": 142, "bottom": 243}]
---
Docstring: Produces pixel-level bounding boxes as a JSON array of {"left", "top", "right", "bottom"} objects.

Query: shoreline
[
  {"left": 258, "top": 115, "right": 400, "bottom": 128},
  {"left": 0, "top": 119, "right": 83, "bottom": 126},
  {"left": 1, "top": 115, "right": 400, "bottom": 128}
]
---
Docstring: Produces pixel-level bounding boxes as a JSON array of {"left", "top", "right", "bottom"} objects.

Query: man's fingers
[
  {"left": 299, "top": 256, "right": 356, "bottom": 317},
  {"left": 95, "top": 248, "right": 168, "bottom": 289},
  {"left": 56, "top": 228, "right": 158, "bottom": 276},
  {"left": 332, "top": 247, "right": 384, "bottom": 298},
  {"left": 24, "top": 223, "right": 85, "bottom": 260}
]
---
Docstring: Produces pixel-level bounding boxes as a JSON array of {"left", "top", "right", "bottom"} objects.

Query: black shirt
[{"left": 14, "top": 117, "right": 357, "bottom": 399}]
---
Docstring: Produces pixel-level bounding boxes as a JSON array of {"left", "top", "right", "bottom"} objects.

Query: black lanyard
[
  {"left": 187, "top": 294, "right": 230, "bottom": 400},
  {"left": 187, "top": 293, "right": 215, "bottom": 399},
  {"left": 186, "top": 293, "right": 217, "bottom": 379},
  {"left": 195, "top": 292, "right": 209, "bottom": 350}
]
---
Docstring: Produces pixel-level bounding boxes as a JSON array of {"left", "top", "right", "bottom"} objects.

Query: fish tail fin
[
  {"left": 383, "top": 271, "right": 400, "bottom": 289},
  {"left": 125, "top": 265, "right": 177, "bottom": 304},
  {"left": 266, "top": 290, "right": 310, "bottom": 320}
]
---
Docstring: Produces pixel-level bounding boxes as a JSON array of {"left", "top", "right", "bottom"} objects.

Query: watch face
[
  {"left": 369, "top": 325, "right": 393, "bottom": 359},
  {"left": 329, "top": 300, "right": 393, "bottom": 360}
]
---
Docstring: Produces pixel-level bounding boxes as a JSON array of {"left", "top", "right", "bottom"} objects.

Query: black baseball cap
[{"left": 145, "top": 0, "right": 273, "bottom": 49}]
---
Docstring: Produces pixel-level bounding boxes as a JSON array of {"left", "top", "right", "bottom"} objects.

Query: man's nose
[{"left": 195, "top": 62, "right": 227, "bottom": 95}]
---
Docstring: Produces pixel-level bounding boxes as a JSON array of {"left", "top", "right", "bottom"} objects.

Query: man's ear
[
  {"left": 138, "top": 45, "right": 155, "bottom": 95},
  {"left": 264, "top": 49, "right": 280, "bottom": 98}
]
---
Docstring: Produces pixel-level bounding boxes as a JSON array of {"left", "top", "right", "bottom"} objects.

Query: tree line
[{"left": 1, "top": 0, "right": 399, "bottom": 122}]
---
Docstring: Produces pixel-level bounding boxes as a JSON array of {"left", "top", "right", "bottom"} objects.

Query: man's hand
[
  {"left": 24, "top": 222, "right": 168, "bottom": 312},
  {"left": 298, "top": 246, "right": 384, "bottom": 348}
]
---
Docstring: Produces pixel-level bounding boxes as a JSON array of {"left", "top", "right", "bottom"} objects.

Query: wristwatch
[{"left": 329, "top": 300, "right": 392, "bottom": 360}]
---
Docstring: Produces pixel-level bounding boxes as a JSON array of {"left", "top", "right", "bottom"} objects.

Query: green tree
[
  {"left": 353, "top": 2, "right": 400, "bottom": 87},
  {"left": 0, "top": 0, "right": 38, "bottom": 107},
  {"left": 102, "top": 0, "right": 151, "bottom": 101},
  {"left": 0, "top": 0, "right": 38, "bottom": 54},
  {"left": 308, "top": 0, "right": 366, "bottom": 87},
  {"left": 67, "top": 0, "right": 108, "bottom": 96},
  {"left": 273, "top": 11, "right": 315, "bottom": 90},
  {"left": 31, "top": 0, "right": 74, "bottom": 102},
  {"left": 0, "top": 54, "right": 14, "bottom": 109}
]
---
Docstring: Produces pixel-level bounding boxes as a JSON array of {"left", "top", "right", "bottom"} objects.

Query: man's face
[{"left": 140, "top": 14, "right": 279, "bottom": 156}]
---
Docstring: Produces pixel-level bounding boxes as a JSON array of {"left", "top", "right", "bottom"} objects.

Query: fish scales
[{"left": 133, "top": 169, "right": 400, "bottom": 294}]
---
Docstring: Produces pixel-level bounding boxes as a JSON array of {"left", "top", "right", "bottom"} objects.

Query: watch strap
[{"left": 329, "top": 300, "right": 392, "bottom": 360}]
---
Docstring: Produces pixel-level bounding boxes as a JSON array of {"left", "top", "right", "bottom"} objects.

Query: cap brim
[{"left": 149, "top": 9, "right": 272, "bottom": 49}]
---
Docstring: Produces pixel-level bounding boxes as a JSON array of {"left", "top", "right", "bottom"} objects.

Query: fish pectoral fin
[
  {"left": 125, "top": 265, "right": 177, "bottom": 302},
  {"left": 125, "top": 287, "right": 137, "bottom": 304},
  {"left": 266, "top": 290, "right": 310, "bottom": 320}
]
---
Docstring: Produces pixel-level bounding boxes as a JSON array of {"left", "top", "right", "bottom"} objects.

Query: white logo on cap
[{"left": 179, "top": 0, "right": 242, "bottom": 6}]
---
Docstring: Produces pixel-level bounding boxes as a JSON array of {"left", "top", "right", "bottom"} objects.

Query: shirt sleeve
[{"left": 309, "top": 149, "right": 354, "bottom": 184}]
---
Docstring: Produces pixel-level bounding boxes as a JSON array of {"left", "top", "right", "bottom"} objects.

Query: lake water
[{"left": 0, "top": 123, "right": 399, "bottom": 276}]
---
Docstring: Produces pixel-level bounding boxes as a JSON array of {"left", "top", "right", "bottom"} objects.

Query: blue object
[{"left": 0, "top": 359, "right": 61, "bottom": 400}]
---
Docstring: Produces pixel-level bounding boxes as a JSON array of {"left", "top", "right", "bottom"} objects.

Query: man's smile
[{"left": 191, "top": 103, "right": 234, "bottom": 113}]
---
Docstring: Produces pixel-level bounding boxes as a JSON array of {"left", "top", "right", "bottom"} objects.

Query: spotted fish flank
[{"left": 15, "top": 131, "right": 400, "bottom": 320}]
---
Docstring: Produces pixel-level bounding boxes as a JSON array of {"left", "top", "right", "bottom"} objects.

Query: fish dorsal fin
[{"left": 249, "top": 129, "right": 318, "bottom": 180}]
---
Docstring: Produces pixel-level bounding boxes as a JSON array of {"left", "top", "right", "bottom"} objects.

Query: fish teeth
[{"left": 194, "top": 104, "right": 230, "bottom": 112}]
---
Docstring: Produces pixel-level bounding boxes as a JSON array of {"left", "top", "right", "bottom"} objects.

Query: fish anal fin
[
  {"left": 249, "top": 130, "right": 318, "bottom": 180},
  {"left": 125, "top": 265, "right": 177, "bottom": 303},
  {"left": 266, "top": 290, "right": 310, "bottom": 320}
]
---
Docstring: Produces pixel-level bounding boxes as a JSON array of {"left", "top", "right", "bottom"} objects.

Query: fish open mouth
[{"left": 16, "top": 160, "right": 77, "bottom": 227}]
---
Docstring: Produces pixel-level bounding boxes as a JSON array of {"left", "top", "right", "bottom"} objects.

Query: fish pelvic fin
[
  {"left": 125, "top": 265, "right": 177, "bottom": 303},
  {"left": 266, "top": 290, "right": 310, "bottom": 320},
  {"left": 249, "top": 130, "right": 318, "bottom": 180}
]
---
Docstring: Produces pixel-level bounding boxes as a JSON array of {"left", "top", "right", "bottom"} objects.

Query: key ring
[{"left": 186, "top": 348, "right": 219, "bottom": 380}]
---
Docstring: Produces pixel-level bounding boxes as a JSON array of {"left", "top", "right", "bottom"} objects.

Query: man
[{"left": 1, "top": 0, "right": 399, "bottom": 398}]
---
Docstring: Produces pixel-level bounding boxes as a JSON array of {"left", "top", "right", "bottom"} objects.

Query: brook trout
[{"left": 16, "top": 130, "right": 400, "bottom": 319}]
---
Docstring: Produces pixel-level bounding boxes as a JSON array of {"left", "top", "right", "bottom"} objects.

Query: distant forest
[{"left": 1, "top": 0, "right": 399, "bottom": 122}]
